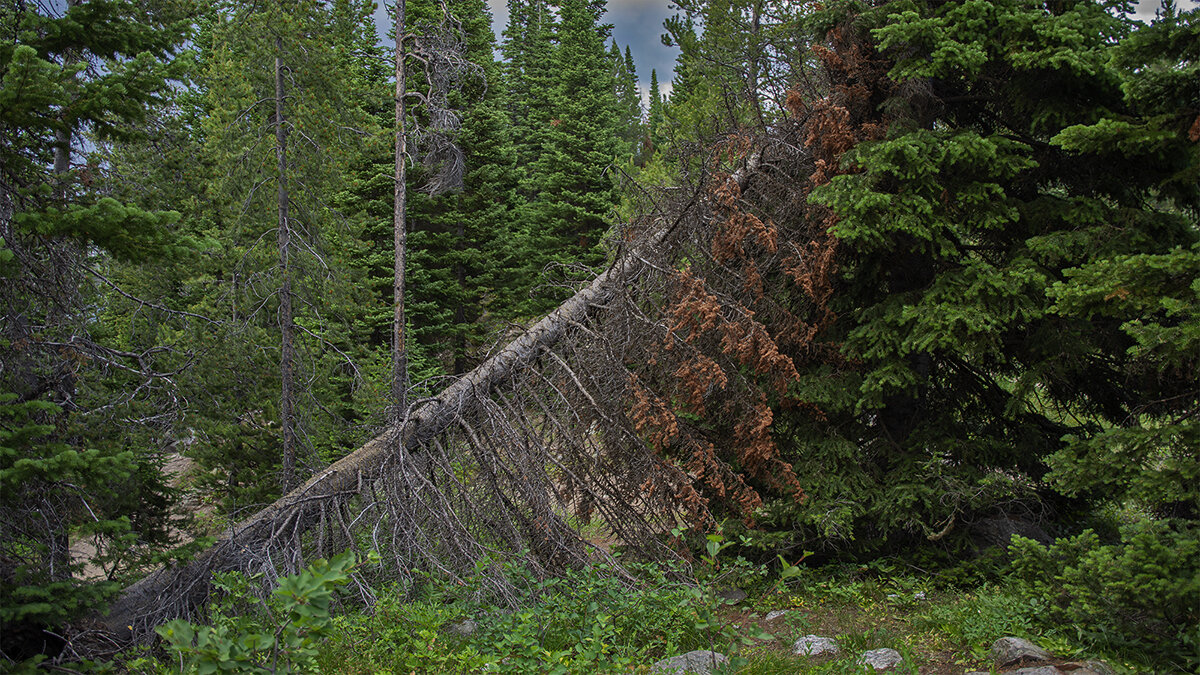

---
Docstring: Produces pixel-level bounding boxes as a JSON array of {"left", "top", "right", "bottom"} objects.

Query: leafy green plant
[
  {"left": 157, "top": 550, "right": 374, "bottom": 673},
  {"left": 909, "top": 583, "right": 1046, "bottom": 659}
]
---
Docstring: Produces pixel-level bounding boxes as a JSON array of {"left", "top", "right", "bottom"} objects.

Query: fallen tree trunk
[{"left": 96, "top": 153, "right": 761, "bottom": 643}]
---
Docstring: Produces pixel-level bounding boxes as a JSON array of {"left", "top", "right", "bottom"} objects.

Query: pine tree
[
  {"left": 768, "top": 0, "right": 1198, "bottom": 553},
  {"left": 610, "top": 42, "right": 643, "bottom": 159},
  {"left": 661, "top": 0, "right": 808, "bottom": 141},
  {"left": 647, "top": 68, "right": 665, "bottom": 150},
  {"left": 503, "top": 0, "right": 559, "bottom": 176},
  {"left": 407, "top": 0, "right": 520, "bottom": 374}
]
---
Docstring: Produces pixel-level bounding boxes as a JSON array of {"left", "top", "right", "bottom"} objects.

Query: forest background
[{"left": 0, "top": 0, "right": 1196, "bottom": 670}]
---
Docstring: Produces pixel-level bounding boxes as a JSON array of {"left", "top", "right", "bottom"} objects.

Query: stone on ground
[
  {"left": 442, "top": 618, "right": 477, "bottom": 637},
  {"left": 651, "top": 650, "right": 729, "bottom": 674},
  {"left": 716, "top": 587, "right": 747, "bottom": 604},
  {"left": 792, "top": 635, "right": 840, "bottom": 656},
  {"left": 763, "top": 609, "right": 788, "bottom": 622},
  {"left": 1071, "top": 660, "right": 1115, "bottom": 675},
  {"left": 857, "top": 647, "right": 903, "bottom": 670},
  {"left": 991, "top": 636, "right": 1052, "bottom": 666}
]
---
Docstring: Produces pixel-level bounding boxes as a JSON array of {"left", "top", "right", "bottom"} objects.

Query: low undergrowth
[{"left": 29, "top": 529, "right": 1197, "bottom": 674}]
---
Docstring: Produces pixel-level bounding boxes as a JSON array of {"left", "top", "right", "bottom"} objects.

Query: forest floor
[{"left": 293, "top": 556, "right": 1136, "bottom": 675}]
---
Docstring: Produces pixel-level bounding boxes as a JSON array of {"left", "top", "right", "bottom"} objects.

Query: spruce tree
[
  {"left": 610, "top": 42, "right": 643, "bottom": 159},
  {"left": 0, "top": 0, "right": 188, "bottom": 645},
  {"left": 642, "top": 67, "right": 667, "bottom": 162},
  {"left": 407, "top": 0, "right": 520, "bottom": 374},
  {"left": 515, "top": 0, "right": 621, "bottom": 315},
  {"left": 747, "top": 0, "right": 1200, "bottom": 557},
  {"left": 201, "top": 0, "right": 377, "bottom": 494}
]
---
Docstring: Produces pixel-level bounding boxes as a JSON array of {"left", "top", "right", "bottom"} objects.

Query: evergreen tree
[
  {"left": 0, "top": 0, "right": 189, "bottom": 648},
  {"left": 503, "top": 0, "right": 559, "bottom": 176},
  {"left": 610, "top": 42, "right": 643, "bottom": 159},
  {"left": 646, "top": 68, "right": 665, "bottom": 150},
  {"left": 747, "top": 0, "right": 1200, "bottom": 557},
  {"left": 514, "top": 0, "right": 621, "bottom": 315},
  {"left": 662, "top": 0, "right": 809, "bottom": 142},
  {"left": 199, "top": 0, "right": 378, "bottom": 495},
  {"left": 406, "top": 0, "right": 520, "bottom": 374}
]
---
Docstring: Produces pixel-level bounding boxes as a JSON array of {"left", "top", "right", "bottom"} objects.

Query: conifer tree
[
  {"left": 514, "top": 0, "right": 621, "bottom": 315},
  {"left": 662, "top": 0, "right": 807, "bottom": 141},
  {"left": 503, "top": 0, "right": 559, "bottom": 175},
  {"left": 610, "top": 42, "right": 643, "bottom": 159},
  {"left": 646, "top": 68, "right": 665, "bottom": 151},
  {"left": 405, "top": 0, "right": 520, "bottom": 374},
  {"left": 0, "top": 0, "right": 188, "bottom": 646},
  {"left": 202, "top": 0, "right": 377, "bottom": 493}
]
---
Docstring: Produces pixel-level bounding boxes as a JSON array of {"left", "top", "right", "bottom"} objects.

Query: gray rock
[
  {"left": 971, "top": 517, "right": 1052, "bottom": 550},
  {"left": 991, "top": 636, "right": 1052, "bottom": 666},
  {"left": 857, "top": 647, "right": 903, "bottom": 670},
  {"left": 763, "top": 609, "right": 788, "bottom": 622},
  {"left": 716, "top": 587, "right": 747, "bottom": 604},
  {"left": 442, "top": 618, "right": 477, "bottom": 637},
  {"left": 651, "top": 650, "right": 729, "bottom": 674},
  {"left": 792, "top": 635, "right": 840, "bottom": 656},
  {"left": 1069, "top": 661, "right": 1115, "bottom": 675},
  {"left": 969, "top": 662, "right": 1065, "bottom": 667}
]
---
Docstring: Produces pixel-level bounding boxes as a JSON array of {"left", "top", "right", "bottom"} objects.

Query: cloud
[
  {"left": 483, "top": 0, "right": 678, "bottom": 101},
  {"left": 382, "top": 0, "right": 1192, "bottom": 105}
]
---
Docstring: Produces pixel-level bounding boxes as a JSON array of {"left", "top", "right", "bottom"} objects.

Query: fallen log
[{"left": 96, "top": 152, "right": 761, "bottom": 642}]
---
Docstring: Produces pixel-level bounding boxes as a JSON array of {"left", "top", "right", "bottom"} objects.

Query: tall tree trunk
[
  {"left": 49, "top": 4, "right": 79, "bottom": 579},
  {"left": 276, "top": 39, "right": 297, "bottom": 492},
  {"left": 392, "top": 0, "right": 409, "bottom": 417},
  {"left": 453, "top": 219, "right": 467, "bottom": 375},
  {"left": 747, "top": 0, "right": 764, "bottom": 127}
]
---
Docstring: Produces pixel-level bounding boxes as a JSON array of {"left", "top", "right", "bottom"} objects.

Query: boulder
[
  {"left": 991, "top": 636, "right": 1052, "bottom": 666},
  {"left": 716, "top": 587, "right": 747, "bottom": 604},
  {"left": 442, "top": 618, "right": 477, "bottom": 638},
  {"left": 651, "top": 650, "right": 729, "bottom": 674},
  {"left": 858, "top": 647, "right": 903, "bottom": 670},
  {"left": 763, "top": 609, "right": 788, "bottom": 622},
  {"left": 1068, "top": 661, "right": 1116, "bottom": 675},
  {"left": 792, "top": 635, "right": 840, "bottom": 656},
  {"left": 970, "top": 517, "right": 1052, "bottom": 551}
]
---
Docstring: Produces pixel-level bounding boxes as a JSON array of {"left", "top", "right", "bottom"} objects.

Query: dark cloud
[{"left": 606, "top": 0, "right": 681, "bottom": 93}]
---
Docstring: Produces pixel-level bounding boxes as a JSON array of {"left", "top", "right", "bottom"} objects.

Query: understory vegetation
[{"left": 89, "top": 529, "right": 1198, "bottom": 673}]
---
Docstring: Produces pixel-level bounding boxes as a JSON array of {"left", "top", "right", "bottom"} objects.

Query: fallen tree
[{"left": 94, "top": 151, "right": 765, "bottom": 644}]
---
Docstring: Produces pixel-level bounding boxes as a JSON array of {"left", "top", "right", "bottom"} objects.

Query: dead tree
[
  {"left": 392, "top": 0, "right": 474, "bottom": 416},
  {"left": 93, "top": 150, "right": 766, "bottom": 644}
]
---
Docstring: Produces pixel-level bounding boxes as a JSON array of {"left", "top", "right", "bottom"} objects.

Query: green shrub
[
  {"left": 1009, "top": 520, "right": 1200, "bottom": 671},
  {"left": 313, "top": 558, "right": 730, "bottom": 674},
  {"left": 157, "top": 551, "right": 369, "bottom": 673},
  {"left": 910, "top": 584, "right": 1046, "bottom": 659}
]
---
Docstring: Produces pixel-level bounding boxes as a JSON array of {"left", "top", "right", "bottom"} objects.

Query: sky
[
  {"left": 372, "top": 0, "right": 1183, "bottom": 107},
  {"left": 373, "top": 0, "right": 681, "bottom": 103}
]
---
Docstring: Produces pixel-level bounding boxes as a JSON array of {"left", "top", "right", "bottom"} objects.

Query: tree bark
[
  {"left": 453, "top": 219, "right": 467, "bottom": 375},
  {"left": 392, "top": 0, "right": 409, "bottom": 416},
  {"left": 276, "top": 39, "right": 298, "bottom": 492}
]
